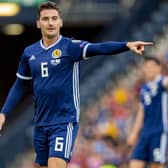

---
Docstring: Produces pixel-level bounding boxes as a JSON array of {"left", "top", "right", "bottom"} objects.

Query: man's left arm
[{"left": 85, "top": 41, "right": 153, "bottom": 59}]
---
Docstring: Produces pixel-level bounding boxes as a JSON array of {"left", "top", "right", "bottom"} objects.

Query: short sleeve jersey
[
  {"left": 140, "top": 76, "right": 168, "bottom": 134},
  {"left": 16, "top": 35, "right": 89, "bottom": 126}
]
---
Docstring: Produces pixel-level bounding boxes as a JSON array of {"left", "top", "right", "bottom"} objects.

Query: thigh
[
  {"left": 34, "top": 163, "right": 47, "bottom": 168},
  {"left": 48, "top": 122, "right": 79, "bottom": 163},
  {"left": 34, "top": 126, "right": 49, "bottom": 167},
  {"left": 48, "top": 157, "right": 67, "bottom": 168},
  {"left": 129, "top": 160, "right": 146, "bottom": 168},
  {"left": 131, "top": 134, "right": 149, "bottom": 162}
]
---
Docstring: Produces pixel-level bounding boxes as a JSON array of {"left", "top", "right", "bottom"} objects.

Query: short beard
[
  {"left": 42, "top": 30, "right": 59, "bottom": 40},
  {"left": 47, "top": 34, "right": 56, "bottom": 39}
]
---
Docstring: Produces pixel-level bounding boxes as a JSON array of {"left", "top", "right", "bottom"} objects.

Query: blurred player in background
[
  {"left": 127, "top": 57, "right": 168, "bottom": 168},
  {"left": 0, "top": 1, "right": 152, "bottom": 168}
]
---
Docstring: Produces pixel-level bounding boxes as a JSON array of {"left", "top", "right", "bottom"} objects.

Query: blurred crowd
[{"left": 56, "top": 0, "right": 137, "bottom": 12}]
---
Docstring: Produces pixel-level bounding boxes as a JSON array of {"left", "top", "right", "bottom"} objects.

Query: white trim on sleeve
[
  {"left": 82, "top": 43, "right": 90, "bottom": 60},
  {"left": 16, "top": 73, "right": 32, "bottom": 80}
]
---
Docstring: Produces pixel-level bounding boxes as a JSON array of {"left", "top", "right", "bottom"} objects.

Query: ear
[
  {"left": 36, "top": 20, "right": 40, "bottom": 29},
  {"left": 60, "top": 19, "right": 63, "bottom": 28}
]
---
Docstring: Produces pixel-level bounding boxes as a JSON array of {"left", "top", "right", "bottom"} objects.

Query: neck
[
  {"left": 42, "top": 34, "right": 60, "bottom": 47},
  {"left": 147, "top": 74, "right": 161, "bottom": 82}
]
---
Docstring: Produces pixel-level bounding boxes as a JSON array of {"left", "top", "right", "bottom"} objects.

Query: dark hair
[
  {"left": 37, "top": 1, "right": 61, "bottom": 19},
  {"left": 144, "top": 56, "right": 161, "bottom": 66}
]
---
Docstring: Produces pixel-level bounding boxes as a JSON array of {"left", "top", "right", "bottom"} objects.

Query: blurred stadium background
[{"left": 0, "top": 0, "right": 168, "bottom": 168}]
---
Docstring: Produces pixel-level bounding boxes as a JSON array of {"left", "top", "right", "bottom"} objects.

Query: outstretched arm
[
  {"left": 0, "top": 78, "right": 29, "bottom": 131},
  {"left": 85, "top": 41, "right": 153, "bottom": 58}
]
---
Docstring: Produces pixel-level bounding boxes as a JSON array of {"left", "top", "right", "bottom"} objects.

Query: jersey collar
[{"left": 40, "top": 35, "right": 62, "bottom": 50}]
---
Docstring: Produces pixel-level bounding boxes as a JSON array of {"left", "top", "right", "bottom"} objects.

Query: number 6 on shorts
[{"left": 55, "top": 137, "right": 64, "bottom": 152}]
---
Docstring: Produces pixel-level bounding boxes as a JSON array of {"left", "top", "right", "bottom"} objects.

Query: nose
[{"left": 48, "top": 18, "right": 53, "bottom": 26}]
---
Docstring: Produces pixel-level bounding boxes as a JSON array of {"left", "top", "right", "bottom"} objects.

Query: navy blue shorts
[
  {"left": 33, "top": 122, "right": 79, "bottom": 166},
  {"left": 131, "top": 132, "right": 167, "bottom": 163}
]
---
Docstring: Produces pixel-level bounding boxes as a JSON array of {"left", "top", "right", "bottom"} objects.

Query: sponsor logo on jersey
[
  {"left": 52, "top": 49, "right": 62, "bottom": 58},
  {"left": 50, "top": 59, "right": 61, "bottom": 65}
]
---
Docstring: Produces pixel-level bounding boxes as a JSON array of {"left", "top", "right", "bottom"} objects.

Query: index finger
[{"left": 140, "top": 42, "right": 153, "bottom": 46}]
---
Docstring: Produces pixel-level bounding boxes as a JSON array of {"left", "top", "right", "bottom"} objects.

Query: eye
[
  {"left": 52, "top": 16, "right": 58, "bottom": 20},
  {"left": 42, "top": 17, "right": 49, "bottom": 21}
]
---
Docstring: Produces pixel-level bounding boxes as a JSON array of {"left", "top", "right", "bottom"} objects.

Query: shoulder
[
  {"left": 71, "top": 38, "right": 88, "bottom": 46},
  {"left": 61, "top": 36, "right": 87, "bottom": 52},
  {"left": 63, "top": 36, "right": 86, "bottom": 45},
  {"left": 60, "top": 36, "right": 73, "bottom": 43},
  {"left": 71, "top": 39, "right": 83, "bottom": 43},
  {"left": 154, "top": 75, "right": 165, "bottom": 89},
  {"left": 58, "top": 36, "right": 79, "bottom": 48},
  {"left": 24, "top": 41, "right": 41, "bottom": 55},
  {"left": 160, "top": 75, "right": 168, "bottom": 84}
]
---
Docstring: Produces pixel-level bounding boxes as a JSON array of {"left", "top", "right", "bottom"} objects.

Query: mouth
[{"left": 47, "top": 28, "right": 55, "bottom": 31}]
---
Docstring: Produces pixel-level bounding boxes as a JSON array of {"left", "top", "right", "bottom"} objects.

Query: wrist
[{"left": 126, "top": 42, "right": 131, "bottom": 49}]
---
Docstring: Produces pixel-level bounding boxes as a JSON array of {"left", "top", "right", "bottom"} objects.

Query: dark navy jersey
[
  {"left": 140, "top": 76, "right": 168, "bottom": 134},
  {"left": 16, "top": 35, "right": 89, "bottom": 126}
]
